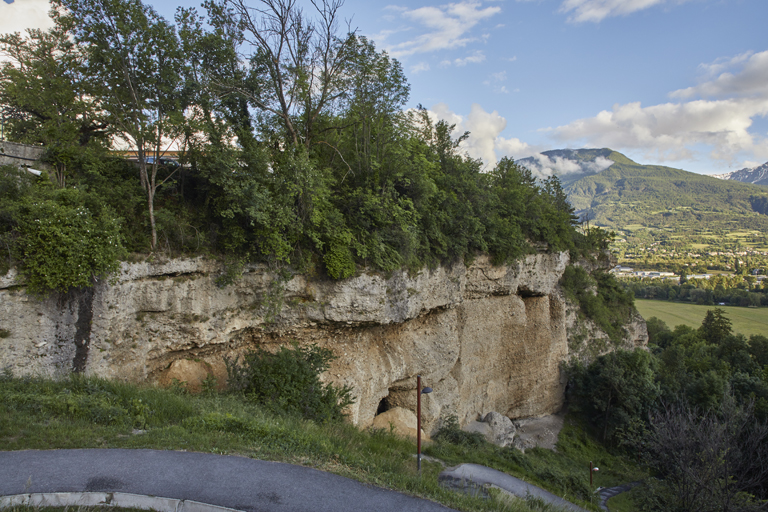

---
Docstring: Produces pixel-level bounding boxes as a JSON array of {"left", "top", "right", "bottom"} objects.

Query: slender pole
[
  {"left": 417, "top": 374, "right": 422, "bottom": 473},
  {"left": 590, "top": 461, "right": 593, "bottom": 488}
]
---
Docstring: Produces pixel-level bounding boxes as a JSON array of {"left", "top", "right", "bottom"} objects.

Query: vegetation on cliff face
[
  {"left": 560, "top": 265, "right": 635, "bottom": 346},
  {"left": 0, "top": 0, "right": 604, "bottom": 294}
]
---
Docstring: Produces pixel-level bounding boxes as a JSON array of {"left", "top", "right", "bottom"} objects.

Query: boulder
[
  {"left": 371, "top": 407, "right": 429, "bottom": 441},
  {"left": 483, "top": 411, "right": 517, "bottom": 447}
]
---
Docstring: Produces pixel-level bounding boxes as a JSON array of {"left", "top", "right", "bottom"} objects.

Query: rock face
[
  {"left": 0, "top": 252, "right": 646, "bottom": 434},
  {"left": 371, "top": 407, "right": 428, "bottom": 440}
]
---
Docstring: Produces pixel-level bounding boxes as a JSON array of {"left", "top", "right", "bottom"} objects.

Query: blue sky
[{"left": 3, "top": 0, "right": 767, "bottom": 176}]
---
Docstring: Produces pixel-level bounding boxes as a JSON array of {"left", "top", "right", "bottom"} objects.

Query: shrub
[
  {"left": 432, "top": 415, "right": 487, "bottom": 447},
  {"left": 15, "top": 189, "right": 123, "bottom": 294},
  {"left": 225, "top": 343, "right": 354, "bottom": 423}
]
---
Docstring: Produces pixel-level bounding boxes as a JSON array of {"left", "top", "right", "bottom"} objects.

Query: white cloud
[
  {"left": 482, "top": 70, "right": 511, "bottom": 93},
  {"left": 454, "top": 50, "right": 486, "bottom": 66},
  {"left": 382, "top": 2, "right": 501, "bottom": 58},
  {"left": 0, "top": 0, "right": 55, "bottom": 34},
  {"left": 551, "top": 97, "right": 768, "bottom": 164},
  {"left": 522, "top": 154, "right": 614, "bottom": 179},
  {"left": 484, "top": 71, "right": 507, "bottom": 83},
  {"left": 671, "top": 50, "right": 768, "bottom": 100},
  {"left": 550, "top": 49, "right": 768, "bottom": 165},
  {"left": 410, "top": 62, "right": 430, "bottom": 74},
  {"left": 558, "top": 0, "right": 686, "bottom": 23},
  {"left": 698, "top": 51, "right": 754, "bottom": 78},
  {"left": 430, "top": 103, "right": 540, "bottom": 168}
]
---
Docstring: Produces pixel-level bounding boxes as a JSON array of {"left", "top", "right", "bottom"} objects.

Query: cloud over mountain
[
  {"left": 550, "top": 49, "right": 768, "bottom": 166},
  {"left": 521, "top": 153, "right": 614, "bottom": 180}
]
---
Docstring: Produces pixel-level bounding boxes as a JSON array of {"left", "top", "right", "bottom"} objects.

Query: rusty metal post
[{"left": 417, "top": 374, "right": 422, "bottom": 473}]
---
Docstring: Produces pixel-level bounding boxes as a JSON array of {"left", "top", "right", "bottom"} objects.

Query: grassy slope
[
  {"left": 564, "top": 153, "right": 768, "bottom": 233},
  {"left": 635, "top": 299, "right": 768, "bottom": 336},
  {"left": 0, "top": 375, "right": 647, "bottom": 512}
]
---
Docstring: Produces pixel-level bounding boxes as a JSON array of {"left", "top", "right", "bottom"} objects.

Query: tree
[
  {"left": 54, "top": 0, "right": 187, "bottom": 250},
  {"left": 700, "top": 308, "right": 733, "bottom": 344},
  {"left": 640, "top": 397, "right": 768, "bottom": 512},
  {"left": 207, "top": 0, "right": 356, "bottom": 149},
  {"left": 0, "top": 22, "right": 108, "bottom": 187},
  {"left": 568, "top": 348, "right": 660, "bottom": 444}
]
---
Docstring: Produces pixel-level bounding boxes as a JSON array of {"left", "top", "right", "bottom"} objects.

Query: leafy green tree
[
  {"left": 0, "top": 23, "right": 108, "bottom": 187},
  {"left": 54, "top": 0, "right": 187, "bottom": 250},
  {"left": 568, "top": 349, "right": 660, "bottom": 444},
  {"left": 699, "top": 308, "right": 733, "bottom": 344},
  {"left": 645, "top": 316, "right": 670, "bottom": 344},
  {"left": 748, "top": 335, "right": 768, "bottom": 367}
]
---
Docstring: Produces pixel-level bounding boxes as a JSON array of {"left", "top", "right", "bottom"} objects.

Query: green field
[{"left": 635, "top": 299, "right": 768, "bottom": 337}]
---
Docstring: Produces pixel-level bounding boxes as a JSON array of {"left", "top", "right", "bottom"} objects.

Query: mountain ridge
[
  {"left": 713, "top": 162, "right": 768, "bottom": 187},
  {"left": 516, "top": 148, "right": 768, "bottom": 237}
]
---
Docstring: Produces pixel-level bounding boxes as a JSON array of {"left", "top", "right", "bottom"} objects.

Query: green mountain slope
[{"left": 561, "top": 152, "right": 768, "bottom": 236}]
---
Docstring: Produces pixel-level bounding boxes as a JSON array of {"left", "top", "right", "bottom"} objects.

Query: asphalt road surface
[{"left": 0, "top": 449, "right": 457, "bottom": 512}]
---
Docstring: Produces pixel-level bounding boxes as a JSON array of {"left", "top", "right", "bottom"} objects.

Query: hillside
[{"left": 552, "top": 151, "right": 768, "bottom": 236}]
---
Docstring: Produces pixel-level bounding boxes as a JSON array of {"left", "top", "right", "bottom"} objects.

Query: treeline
[
  {"left": 568, "top": 309, "right": 768, "bottom": 510},
  {"left": 0, "top": 0, "right": 599, "bottom": 293},
  {"left": 624, "top": 274, "right": 768, "bottom": 308}
]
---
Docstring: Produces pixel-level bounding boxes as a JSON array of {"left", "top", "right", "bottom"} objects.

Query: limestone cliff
[{"left": 0, "top": 252, "right": 646, "bottom": 433}]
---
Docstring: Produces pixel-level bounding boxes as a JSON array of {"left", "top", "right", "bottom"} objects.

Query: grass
[
  {"left": 604, "top": 486, "right": 642, "bottom": 512},
  {"left": 425, "top": 419, "right": 645, "bottom": 511},
  {"left": 0, "top": 373, "right": 603, "bottom": 512},
  {"left": 635, "top": 299, "right": 768, "bottom": 336}
]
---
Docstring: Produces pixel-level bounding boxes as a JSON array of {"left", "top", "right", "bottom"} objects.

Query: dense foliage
[
  {"left": 567, "top": 308, "right": 768, "bottom": 510},
  {"left": 0, "top": 0, "right": 602, "bottom": 294},
  {"left": 0, "top": 165, "right": 125, "bottom": 292}
]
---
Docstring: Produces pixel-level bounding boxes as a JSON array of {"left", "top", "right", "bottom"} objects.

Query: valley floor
[{"left": 634, "top": 299, "right": 768, "bottom": 336}]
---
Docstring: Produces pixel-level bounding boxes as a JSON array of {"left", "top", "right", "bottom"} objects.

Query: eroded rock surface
[{"left": 0, "top": 252, "right": 646, "bottom": 434}]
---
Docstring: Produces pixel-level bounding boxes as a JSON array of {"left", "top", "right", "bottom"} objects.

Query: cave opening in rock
[{"left": 376, "top": 395, "right": 392, "bottom": 416}]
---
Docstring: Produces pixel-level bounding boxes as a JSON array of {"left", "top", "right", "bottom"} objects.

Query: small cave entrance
[{"left": 376, "top": 395, "right": 392, "bottom": 416}]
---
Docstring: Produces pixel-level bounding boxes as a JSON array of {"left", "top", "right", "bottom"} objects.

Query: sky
[{"left": 2, "top": 0, "right": 768, "bottom": 177}]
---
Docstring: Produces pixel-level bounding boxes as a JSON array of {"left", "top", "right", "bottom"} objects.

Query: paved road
[
  {"left": 0, "top": 449, "right": 457, "bottom": 512},
  {"left": 439, "top": 464, "right": 589, "bottom": 512},
  {"left": 597, "top": 482, "right": 641, "bottom": 511}
]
